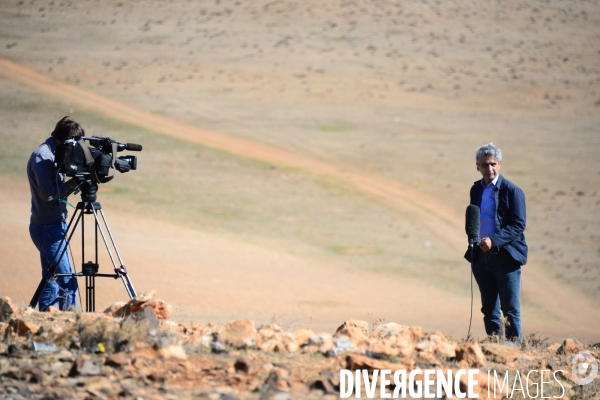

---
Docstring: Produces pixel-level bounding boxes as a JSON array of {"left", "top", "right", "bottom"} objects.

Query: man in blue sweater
[
  {"left": 27, "top": 116, "right": 83, "bottom": 311},
  {"left": 465, "top": 142, "right": 528, "bottom": 342}
]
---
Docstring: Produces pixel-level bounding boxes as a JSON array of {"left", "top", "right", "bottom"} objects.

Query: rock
[
  {"left": 199, "top": 334, "right": 213, "bottom": 348},
  {"left": 393, "top": 335, "right": 416, "bottom": 359},
  {"left": 258, "top": 324, "right": 280, "bottom": 341},
  {"left": 333, "top": 336, "right": 357, "bottom": 354},
  {"left": 70, "top": 357, "right": 102, "bottom": 377},
  {"left": 558, "top": 339, "right": 581, "bottom": 356},
  {"left": 368, "top": 340, "right": 396, "bottom": 357},
  {"left": 310, "top": 378, "right": 336, "bottom": 395},
  {"left": 456, "top": 342, "right": 487, "bottom": 367},
  {"left": 48, "top": 325, "right": 63, "bottom": 336},
  {"left": 158, "top": 344, "right": 187, "bottom": 359},
  {"left": 336, "top": 320, "right": 369, "bottom": 337},
  {"left": 45, "top": 306, "right": 60, "bottom": 313},
  {"left": 7, "top": 343, "right": 19, "bottom": 356},
  {"left": 196, "top": 388, "right": 239, "bottom": 400},
  {"left": 80, "top": 377, "right": 114, "bottom": 397},
  {"left": 105, "top": 352, "right": 129, "bottom": 367},
  {"left": 110, "top": 291, "right": 173, "bottom": 320},
  {"left": 366, "top": 334, "right": 415, "bottom": 359},
  {"left": 144, "top": 298, "right": 172, "bottom": 320},
  {"left": 307, "top": 333, "right": 334, "bottom": 353},
  {"left": 345, "top": 354, "right": 412, "bottom": 373},
  {"left": 70, "top": 336, "right": 81, "bottom": 350},
  {"left": 260, "top": 331, "right": 298, "bottom": 353},
  {"left": 554, "top": 369, "right": 579, "bottom": 385},
  {"left": 259, "top": 328, "right": 276, "bottom": 342},
  {"left": 372, "top": 322, "right": 409, "bottom": 340},
  {"left": 7, "top": 319, "right": 39, "bottom": 337},
  {"left": 0, "top": 306, "right": 15, "bottom": 322},
  {"left": 482, "top": 343, "right": 520, "bottom": 365},
  {"left": 403, "top": 326, "right": 425, "bottom": 343},
  {"left": 292, "top": 328, "right": 314, "bottom": 346},
  {"left": 55, "top": 349, "right": 75, "bottom": 362},
  {"left": 127, "top": 290, "right": 156, "bottom": 311},
  {"left": 545, "top": 343, "right": 561, "bottom": 353},
  {"left": 415, "top": 332, "right": 456, "bottom": 359},
  {"left": 103, "top": 301, "right": 127, "bottom": 317},
  {"left": 0, "top": 297, "right": 18, "bottom": 322},
  {"left": 211, "top": 340, "right": 228, "bottom": 354},
  {"left": 161, "top": 320, "right": 179, "bottom": 331},
  {"left": 437, "top": 341, "right": 457, "bottom": 359},
  {"left": 416, "top": 350, "right": 442, "bottom": 365},
  {"left": 121, "top": 307, "right": 159, "bottom": 332},
  {"left": 263, "top": 323, "right": 284, "bottom": 332},
  {"left": 416, "top": 332, "right": 445, "bottom": 351},
  {"left": 375, "top": 327, "right": 422, "bottom": 359},
  {"left": 219, "top": 319, "right": 261, "bottom": 349},
  {"left": 265, "top": 367, "right": 291, "bottom": 392},
  {"left": 334, "top": 325, "right": 370, "bottom": 348}
]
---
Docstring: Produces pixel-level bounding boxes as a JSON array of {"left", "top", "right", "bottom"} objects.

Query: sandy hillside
[{"left": 0, "top": 0, "right": 599, "bottom": 341}]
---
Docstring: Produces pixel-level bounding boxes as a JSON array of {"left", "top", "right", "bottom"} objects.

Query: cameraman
[{"left": 27, "top": 116, "right": 82, "bottom": 311}]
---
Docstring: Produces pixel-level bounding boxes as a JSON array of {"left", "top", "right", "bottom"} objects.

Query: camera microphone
[
  {"left": 125, "top": 143, "right": 142, "bottom": 151},
  {"left": 117, "top": 143, "right": 143, "bottom": 152},
  {"left": 465, "top": 204, "right": 480, "bottom": 247}
]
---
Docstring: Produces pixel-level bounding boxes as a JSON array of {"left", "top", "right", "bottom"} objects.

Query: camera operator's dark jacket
[
  {"left": 464, "top": 175, "right": 528, "bottom": 265},
  {"left": 27, "top": 138, "right": 72, "bottom": 225}
]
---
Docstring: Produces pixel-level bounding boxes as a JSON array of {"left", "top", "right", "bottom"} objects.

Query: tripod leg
[
  {"left": 29, "top": 208, "right": 83, "bottom": 309},
  {"left": 92, "top": 206, "right": 137, "bottom": 299}
]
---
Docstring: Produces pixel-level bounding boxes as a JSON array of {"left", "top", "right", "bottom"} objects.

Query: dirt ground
[{"left": 0, "top": 0, "right": 599, "bottom": 341}]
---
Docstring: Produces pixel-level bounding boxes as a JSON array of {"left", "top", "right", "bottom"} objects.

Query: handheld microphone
[{"left": 465, "top": 205, "right": 480, "bottom": 247}]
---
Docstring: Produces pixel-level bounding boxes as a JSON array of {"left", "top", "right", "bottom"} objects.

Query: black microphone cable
[{"left": 467, "top": 246, "right": 474, "bottom": 342}]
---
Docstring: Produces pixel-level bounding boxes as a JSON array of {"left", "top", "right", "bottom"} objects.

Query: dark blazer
[{"left": 464, "top": 175, "right": 528, "bottom": 265}]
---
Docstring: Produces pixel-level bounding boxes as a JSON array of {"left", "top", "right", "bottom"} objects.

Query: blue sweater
[{"left": 27, "top": 137, "right": 73, "bottom": 225}]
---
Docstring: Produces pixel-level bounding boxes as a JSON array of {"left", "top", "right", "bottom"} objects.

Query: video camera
[{"left": 56, "top": 136, "right": 142, "bottom": 184}]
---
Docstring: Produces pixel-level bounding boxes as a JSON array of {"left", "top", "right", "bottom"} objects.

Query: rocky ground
[
  {"left": 1, "top": 1, "right": 600, "bottom": 395},
  {"left": 1, "top": 295, "right": 598, "bottom": 400}
]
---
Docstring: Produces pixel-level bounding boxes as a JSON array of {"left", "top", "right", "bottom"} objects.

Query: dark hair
[{"left": 51, "top": 116, "right": 85, "bottom": 143}]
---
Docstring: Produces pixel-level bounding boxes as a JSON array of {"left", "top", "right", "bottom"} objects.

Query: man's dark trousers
[{"left": 471, "top": 246, "right": 522, "bottom": 340}]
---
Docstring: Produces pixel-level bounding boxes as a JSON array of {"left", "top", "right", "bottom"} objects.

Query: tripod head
[
  {"left": 49, "top": 174, "right": 99, "bottom": 210},
  {"left": 79, "top": 179, "right": 99, "bottom": 203}
]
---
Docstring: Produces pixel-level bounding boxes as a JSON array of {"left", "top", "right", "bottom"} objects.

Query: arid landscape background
[{"left": 1, "top": 0, "right": 599, "bottom": 341}]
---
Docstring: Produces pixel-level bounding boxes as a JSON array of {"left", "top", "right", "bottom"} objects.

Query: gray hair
[{"left": 475, "top": 142, "right": 502, "bottom": 164}]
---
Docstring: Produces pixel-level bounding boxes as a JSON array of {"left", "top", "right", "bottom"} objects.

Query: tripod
[{"left": 29, "top": 180, "right": 137, "bottom": 311}]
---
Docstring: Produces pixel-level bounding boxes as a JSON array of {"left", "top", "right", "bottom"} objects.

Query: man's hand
[{"left": 478, "top": 237, "right": 493, "bottom": 252}]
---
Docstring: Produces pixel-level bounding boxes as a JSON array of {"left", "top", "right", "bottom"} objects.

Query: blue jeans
[
  {"left": 29, "top": 221, "right": 78, "bottom": 311},
  {"left": 471, "top": 247, "right": 522, "bottom": 340}
]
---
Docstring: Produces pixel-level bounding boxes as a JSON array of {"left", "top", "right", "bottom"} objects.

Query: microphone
[
  {"left": 465, "top": 205, "right": 480, "bottom": 247},
  {"left": 116, "top": 143, "right": 143, "bottom": 152}
]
